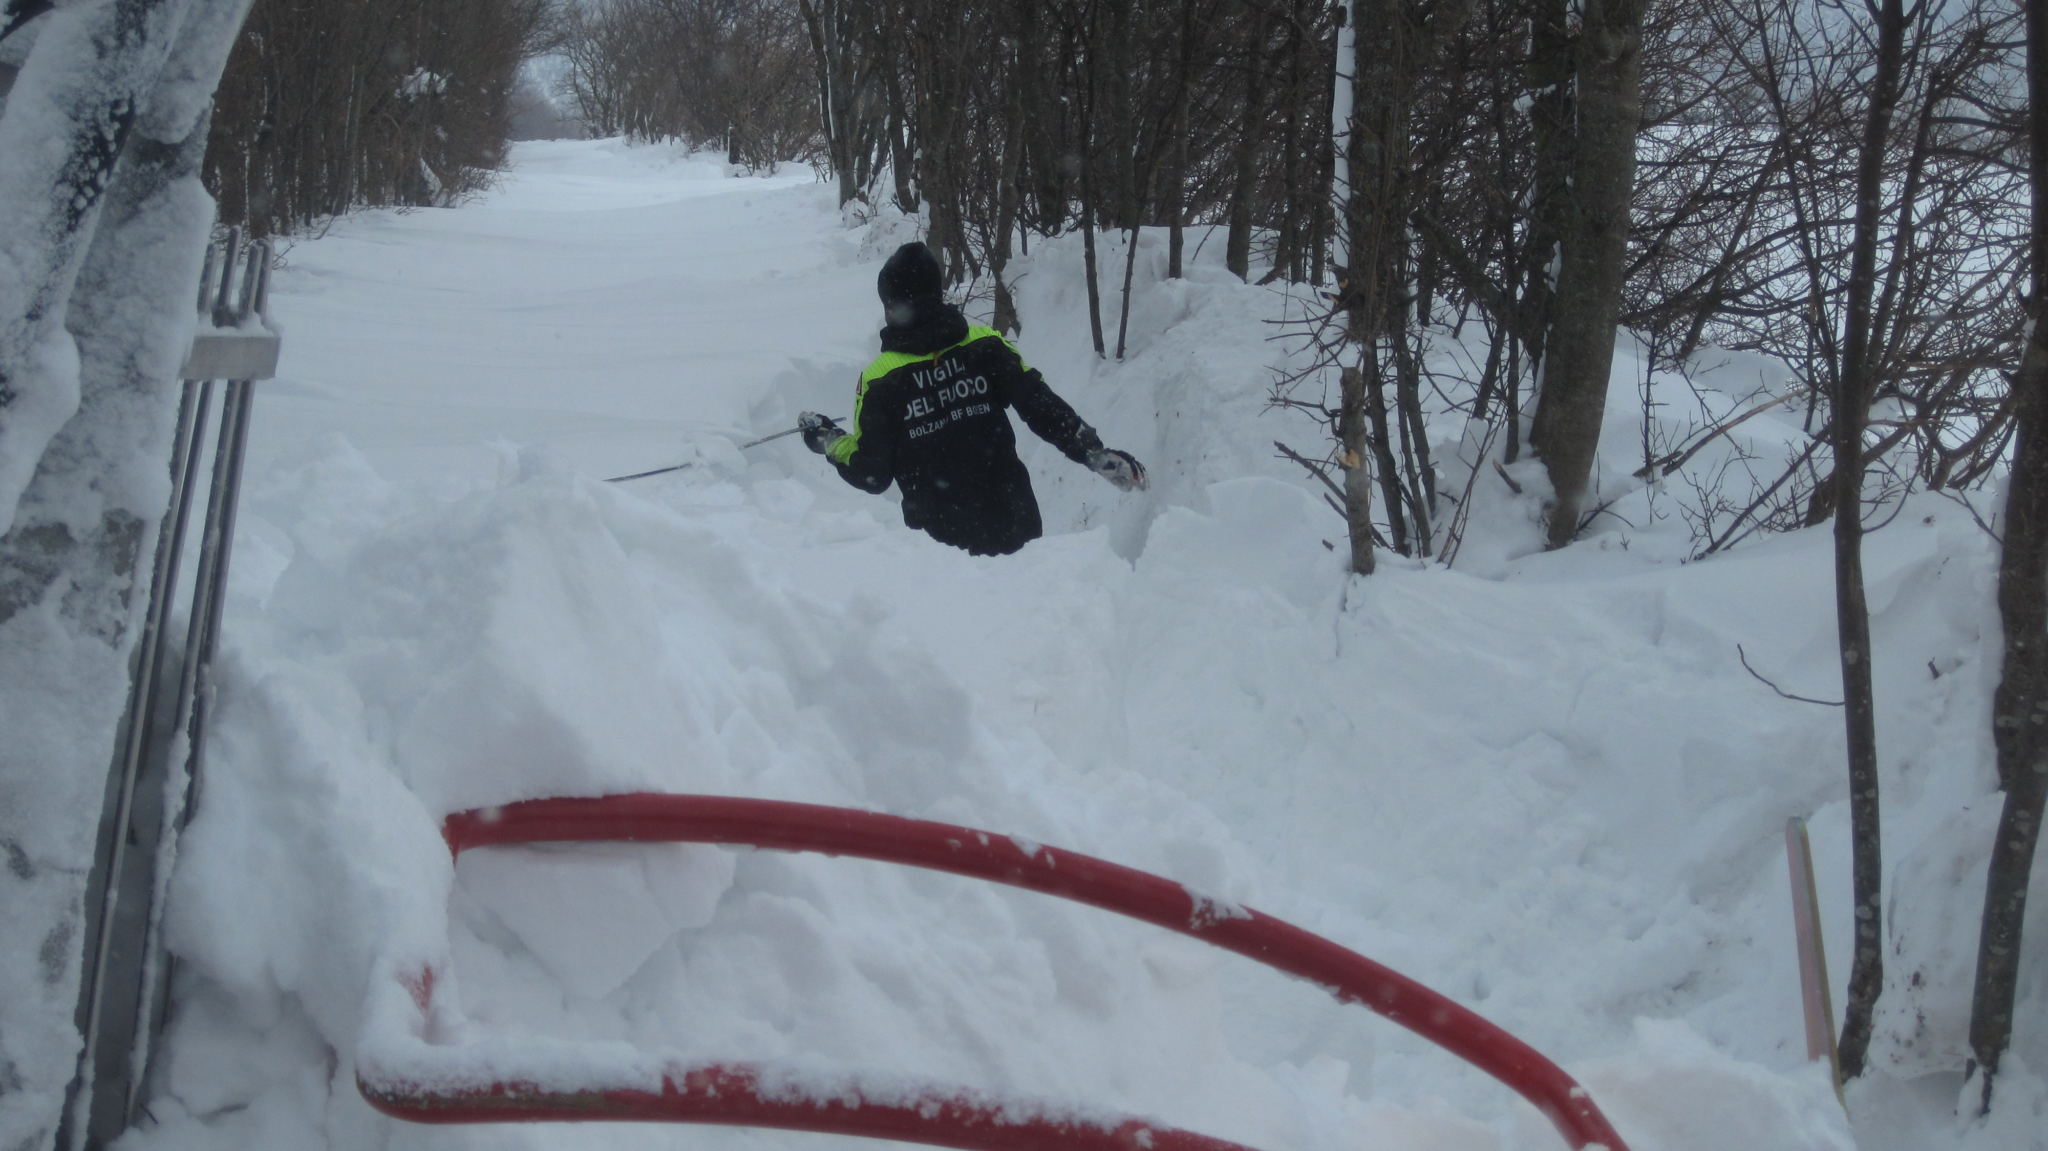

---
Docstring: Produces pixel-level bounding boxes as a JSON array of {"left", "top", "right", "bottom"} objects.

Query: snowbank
[{"left": 99, "top": 140, "right": 2042, "bottom": 1151}]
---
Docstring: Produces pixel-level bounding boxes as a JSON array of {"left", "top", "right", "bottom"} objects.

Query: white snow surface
[{"left": 97, "top": 139, "right": 2044, "bottom": 1151}]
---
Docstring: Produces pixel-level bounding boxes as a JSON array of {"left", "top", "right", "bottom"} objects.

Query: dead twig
[
  {"left": 1738, "top": 643, "right": 1843, "bottom": 707},
  {"left": 1276, "top": 440, "right": 1347, "bottom": 504},
  {"left": 1635, "top": 387, "right": 1804, "bottom": 481},
  {"left": 1938, "top": 488, "right": 2001, "bottom": 544}
]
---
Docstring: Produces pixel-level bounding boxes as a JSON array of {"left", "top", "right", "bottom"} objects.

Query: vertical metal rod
[
  {"left": 118, "top": 377, "right": 250, "bottom": 1127},
  {"left": 126, "top": 235, "right": 273, "bottom": 1132},
  {"left": 159, "top": 402, "right": 236, "bottom": 842},
  {"left": 173, "top": 377, "right": 252, "bottom": 828},
  {"left": 236, "top": 243, "right": 262, "bottom": 323},
  {"left": 61, "top": 378, "right": 217, "bottom": 1151},
  {"left": 252, "top": 243, "right": 271, "bottom": 316},
  {"left": 194, "top": 246, "right": 219, "bottom": 314},
  {"left": 110, "top": 380, "right": 215, "bottom": 865},
  {"left": 68, "top": 230, "right": 278, "bottom": 1148},
  {"left": 210, "top": 228, "right": 239, "bottom": 322}
]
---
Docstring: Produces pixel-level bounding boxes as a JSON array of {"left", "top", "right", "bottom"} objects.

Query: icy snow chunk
[
  {"left": 1557, "top": 1018, "right": 1855, "bottom": 1151},
  {"left": 457, "top": 841, "right": 735, "bottom": 1001},
  {"left": 1139, "top": 477, "right": 1339, "bottom": 613},
  {"left": 1869, "top": 805, "right": 1998, "bottom": 1078},
  {"left": 362, "top": 474, "right": 711, "bottom": 810}
]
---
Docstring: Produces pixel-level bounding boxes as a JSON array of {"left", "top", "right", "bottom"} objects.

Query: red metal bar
[
  {"left": 422, "top": 793, "right": 1629, "bottom": 1150},
  {"left": 363, "top": 1060, "right": 1262, "bottom": 1151}
]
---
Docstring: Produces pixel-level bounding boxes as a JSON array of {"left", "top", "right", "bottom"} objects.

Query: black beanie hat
[{"left": 878, "top": 242, "right": 944, "bottom": 323}]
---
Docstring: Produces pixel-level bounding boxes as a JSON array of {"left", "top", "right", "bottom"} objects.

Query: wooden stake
[{"left": 1786, "top": 816, "right": 1846, "bottom": 1105}]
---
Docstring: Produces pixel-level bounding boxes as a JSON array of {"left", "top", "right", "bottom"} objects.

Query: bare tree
[
  {"left": 1224, "top": 0, "right": 1277, "bottom": 280},
  {"left": 1968, "top": 0, "right": 2048, "bottom": 1110},
  {"left": 1825, "top": 0, "right": 1912, "bottom": 1081},
  {"left": 205, "top": 0, "right": 551, "bottom": 235},
  {"left": 557, "top": 0, "right": 817, "bottom": 167},
  {"left": 1526, "top": 0, "right": 1649, "bottom": 549},
  {"left": 1626, "top": 0, "right": 2025, "bottom": 560},
  {"left": 1333, "top": 0, "right": 1420, "bottom": 574},
  {"left": 798, "top": 0, "right": 887, "bottom": 205}
]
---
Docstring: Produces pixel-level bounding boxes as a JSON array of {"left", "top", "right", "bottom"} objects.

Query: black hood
[
  {"left": 878, "top": 241, "right": 949, "bottom": 330},
  {"left": 879, "top": 241, "right": 944, "bottom": 307},
  {"left": 879, "top": 301, "right": 970, "bottom": 355}
]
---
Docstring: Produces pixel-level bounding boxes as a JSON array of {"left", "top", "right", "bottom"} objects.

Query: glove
[
  {"left": 798, "top": 411, "right": 845, "bottom": 455},
  {"left": 1087, "top": 448, "right": 1147, "bottom": 492}
]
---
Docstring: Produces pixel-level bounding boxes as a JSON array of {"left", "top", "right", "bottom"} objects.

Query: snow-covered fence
[{"left": 62, "top": 232, "right": 279, "bottom": 1151}]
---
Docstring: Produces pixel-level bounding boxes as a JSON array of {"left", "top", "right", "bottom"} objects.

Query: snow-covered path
[
  {"left": 123, "top": 140, "right": 2039, "bottom": 1151},
  {"left": 249, "top": 143, "right": 872, "bottom": 491}
]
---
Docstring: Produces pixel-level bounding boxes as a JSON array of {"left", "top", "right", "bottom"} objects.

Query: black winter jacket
[{"left": 828, "top": 305, "right": 1102, "bottom": 555}]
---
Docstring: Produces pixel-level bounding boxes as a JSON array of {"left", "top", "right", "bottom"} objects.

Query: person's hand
[
  {"left": 798, "top": 411, "right": 845, "bottom": 455},
  {"left": 1087, "top": 448, "right": 1147, "bottom": 492}
]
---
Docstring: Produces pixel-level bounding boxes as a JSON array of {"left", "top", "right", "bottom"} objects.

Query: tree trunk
[
  {"left": 882, "top": 61, "right": 917, "bottom": 212},
  {"left": 1107, "top": 0, "right": 1136, "bottom": 231},
  {"left": 1967, "top": 0, "right": 2048, "bottom": 1108},
  {"left": 1367, "top": 356, "right": 1410, "bottom": 554},
  {"left": 1395, "top": 326, "right": 1434, "bottom": 551},
  {"left": 1333, "top": 0, "right": 1377, "bottom": 573},
  {"left": 1976, "top": 407, "right": 2048, "bottom": 1102},
  {"left": 1075, "top": 2, "right": 1106, "bottom": 358},
  {"left": 797, "top": 0, "right": 860, "bottom": 206},
  {"left": 1340, "top": 365, "right": 1378, "bottom": 575},
  {"left": 1081, "top": 183, "right": 1107, "bottom": 357},
  {"left": 1519, "top": 0, "right": 1572, "bottom": 384},
  {"left": 1165, "top": 0, "right": 1196, "bottom": 280},
  {"left": 1225, "top": 2, "right": 1269, "bottom": 281},
  {"left": 1336, "top": 0, "right": 1413, "bottom": 569},
  {"left": 1116, "top": 222, "right": 1142, "bottom": 359},
  {"left": 1259, "top": 0, "right": 1308, "bottom": 284},
  {"left": 1527, "top": 0, "right": 1645, "bottom": 549},
  {"left": 1830, "top": 0, "right": 1909, "bottom": 1082},
  {"left": 989, "top": 3, "right": 1027, "bottom": 336}
]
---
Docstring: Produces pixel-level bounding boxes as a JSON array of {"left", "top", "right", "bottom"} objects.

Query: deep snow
[{"left": 93, "top": 138, "right": 2045, "bottom": 1151}]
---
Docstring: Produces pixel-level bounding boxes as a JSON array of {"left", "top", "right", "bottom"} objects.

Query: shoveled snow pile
[{"left": 97, "top": 139, "right": 2043, "bottom": 1151}]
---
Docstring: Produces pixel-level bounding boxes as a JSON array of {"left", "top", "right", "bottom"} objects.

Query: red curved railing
[
  {"left": 362, "top": 1056, "right": 1265, "bottom": 1151},
  {"left": 360, "top": 793, "right": 1629, "bottom": 1151}
]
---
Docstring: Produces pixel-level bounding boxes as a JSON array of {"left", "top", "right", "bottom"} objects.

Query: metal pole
[
  {"left": 63, "top": 229, "right": 281, "bottom": 1148},
  {"left": 128, "top": 243, "right": 271, "bottom": 1122},
  {"left": 61, "top": 378, "right": 216, "bottom": 1151},
  {"left": 605, "top": 425, "right": 810, "bottom": 482}
]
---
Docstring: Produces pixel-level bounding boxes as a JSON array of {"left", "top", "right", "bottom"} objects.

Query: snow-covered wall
[{"left": 0, "top": 2, "right": 252, "bottom": 1147}]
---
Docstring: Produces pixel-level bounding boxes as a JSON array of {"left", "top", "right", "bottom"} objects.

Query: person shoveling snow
[{"left": 801, "top": 241, "right": 1147, "bottom": 556}]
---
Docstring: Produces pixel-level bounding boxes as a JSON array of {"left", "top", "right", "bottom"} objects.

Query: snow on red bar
[
  {"left": 362, "top": 1060, "right": 1259, "bottom": 1151},
  {"left": 405, "top": 792, "right": 1629, "bottom": 1151}
]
